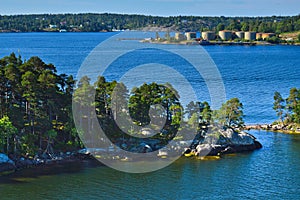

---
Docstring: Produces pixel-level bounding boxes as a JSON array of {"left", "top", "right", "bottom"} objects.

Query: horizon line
[{"left": 1, "top": 12, "right": 299, "bottom": 18}]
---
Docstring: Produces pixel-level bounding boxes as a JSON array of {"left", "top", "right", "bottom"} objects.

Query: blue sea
[
  {"left": 1, "top": 32, "right": 299, "bottom": 124},
  {"left": 0, "top": 32, "right": 300, "bottom": 199}
]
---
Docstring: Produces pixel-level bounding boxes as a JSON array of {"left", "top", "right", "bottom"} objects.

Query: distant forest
[{"left": 0, "top": 13, "right": 299, "bottom": 33}]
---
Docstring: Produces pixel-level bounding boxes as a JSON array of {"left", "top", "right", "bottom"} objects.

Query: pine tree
[
  {"left": 273, "top": 91, "right": 285, "bottom": 124},
  {"left": 216, "top": 98, "right": 244, "bottom": 128}
]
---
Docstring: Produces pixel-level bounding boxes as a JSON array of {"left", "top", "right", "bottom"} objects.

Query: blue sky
[{"left": 1, "top": 0, "right": 299, "bottom": 16}]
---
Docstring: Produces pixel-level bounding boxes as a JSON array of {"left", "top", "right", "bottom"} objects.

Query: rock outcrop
[
  {"left": 245, "top": 123, "right": 300, "bottom": 134},
  {"left": 0, "top": 153, "right": 16, "bottom": 173},
  {"left": 192, "top": 126, "right": 262, "bottom": 156}
]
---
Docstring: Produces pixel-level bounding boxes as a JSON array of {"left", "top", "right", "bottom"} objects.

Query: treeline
[
  {"left": 0, "top": 13, "right": 299, "bottom": 33},
  {"left": 273, "top": 88, "right": 300, "bottom": 125},
  {"left": 0, "top": 53, "right": 78, "bottom": 155},
  {"left": 73, "top": 76, "right": 245, "bottom": 150},
  {"left": 73, "top": 78, "right": 186, "bottom": 146},
  {"left": 0, "top": 54, "right": 246, "bottom": 156}
]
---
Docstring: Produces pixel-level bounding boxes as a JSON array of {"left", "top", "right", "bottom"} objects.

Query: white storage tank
[
  {"left": 245, "top": 32, "right": 256, "bottom": 40},
  {"left": 185, "top": 32, "right": 197, "bottom": 40},
  {"left": 235, "top": 31, "right": 245, "bottom": 39},
  {"left": 201, "top": 31, "right": 215, "bottom": 41},
  {"left": 219, "top": 31, "right": 232, "bottom": 40}
]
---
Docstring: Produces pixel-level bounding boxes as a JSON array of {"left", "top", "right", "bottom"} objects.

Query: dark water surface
[{"left": 0, "top": 32, "right": 300, "bottom": 199}]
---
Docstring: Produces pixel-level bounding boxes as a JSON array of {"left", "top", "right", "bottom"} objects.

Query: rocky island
[
  {"left": 185, "top": 126, "right": 262, "bottom": 159},
  {"left": 0, "top": 126, "right": 262, "bottom": 174},
  {"left": 246, "top": 88, "right": 300, "bottom": 135},
  {"left": 0, "top": 53, "right": 262, "bottom": 175}
]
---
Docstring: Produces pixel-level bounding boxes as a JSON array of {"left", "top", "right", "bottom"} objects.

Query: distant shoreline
[
  {"left": 141, "top": 39, "right": 300, "bottom": 46},
  {"left": 0, "top": 31, "right": 299, "bottom": 46}
]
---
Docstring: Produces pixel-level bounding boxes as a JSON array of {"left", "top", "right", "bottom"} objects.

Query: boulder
[
  {"left": 136, "top": 143, "right": 153, "bottom": 153},
  {"left": 0, "top": 153, "right": 14, "bottom": 164},
  {"left": 196, "top": 144, "right": 213, "bottom": 157},
  {"left": 193, "top": 127, "right": 262, "bottom": 156},
  {"left": 0, "top": 153, "right": 16, "bottom": 173},
  {"left": 220, "top": 128, "right": 254, "bottom": 146}
]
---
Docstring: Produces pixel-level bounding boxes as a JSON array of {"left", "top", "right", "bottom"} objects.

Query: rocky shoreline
[
  {"left": 245, "top": 123, "right": 300, "bottom": 134},
  {"left": 183, "top": 127, "right": 262, "bottom": 158},
  {"left": 0, "top": 152, "right": 95, "bottom": 175},
  {"left": 0, "top": 127, "right": 263, "bottom": 175}
]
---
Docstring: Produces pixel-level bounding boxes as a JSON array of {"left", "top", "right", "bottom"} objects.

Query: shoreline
[
  {"left": 244, "top": 124, "right": 300, "bottom": 134},
  {"left": 2, "top": 123, "right": 296, "bottom": 176},
  {"left": 0, "top": 152, "right": 97, "bottom": 176},
  {"left": 1, "top": 126, "right": 263, "bottom": 175},
  {"left": 141, "top": 39, "right": 300, "bottom": 46}
]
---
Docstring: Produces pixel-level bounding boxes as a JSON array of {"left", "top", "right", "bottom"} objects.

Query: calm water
[
  {"left": 0, "top": 32, "right": 300, "bottom": 199},
  {"left": 1, "top": 32, "right": 299, "bottom": 123},
  {"left": 1, "top": 130, "right": 300, "bottom": 199}
]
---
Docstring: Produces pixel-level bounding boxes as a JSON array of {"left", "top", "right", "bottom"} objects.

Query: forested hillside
[{"left": 0, "top": 13, "right": 299, "bottom": 33}]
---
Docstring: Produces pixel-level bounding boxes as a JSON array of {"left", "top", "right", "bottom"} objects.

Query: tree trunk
[{"left": 6, "top": 137, "right": 9, "bottom": 154}]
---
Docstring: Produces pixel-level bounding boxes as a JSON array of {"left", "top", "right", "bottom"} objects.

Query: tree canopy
[
  {"left": 0, "top": 53, "right": 78, "bottom": 155},
  {"left": 214, "top": 98, "right": 244, "bottom": 128},
  {"left": 0, "top": 53, "right": 247, "bottom": 157},
  {"left": 273, "top": 88, "right": 300, "bottom": 124}
]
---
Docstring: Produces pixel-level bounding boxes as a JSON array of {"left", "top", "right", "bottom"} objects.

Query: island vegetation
[
  {"left": 0, "top": 53, "right": 262, "bottom": 173},
  {"left": 246, "top": 88, "right": 300, "bottom": 134},
  {"left": 2, "top": 13, "right": 300, "bottom": 45},
  {"left": 271, "top": 88, "right": 300, "bottom": 133},
  {"left": 0, "top": 13, "right": 299, "bottom": 36},
  {"left": 0, "top": 53, "right": 78, "bottom": 155}
]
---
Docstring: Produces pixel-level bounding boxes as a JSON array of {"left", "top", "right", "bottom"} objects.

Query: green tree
[
  {"left": 94, "top": 76, "right": 109, "bottom": 116},
  {"left": 128, "top": 83, "right": 180, "bottom": 126},
  {"left": 185, "top": 101, "right": 200, "bottom": 119},
  {"left": 273, "top": 91, "right": 285, "bottom": 123},
  {"left": 73, "top": 76, "right": 95, "bottom": 137},
  {"left": 165, "top": 30, "right": 171, "bottom": 41},
  {"left": 0, "top": 116, "right": 18, "bottom": 154},
  {"left": 111, "top": 82, "right": 129, "bottom": 122},
  {"left": 216, "top": 23, "right": 225, "bottom": 32},
  {"left": 73, "top": 76, "right": 94, "bottom": 107},
  {"left": 215, "top": 98, "right": 244, "bottom": 128},
  {"left": 266, "top": 36, "right": 281, "bottom": 44},
  {"left": 44, "top": 129, "right": 57, "bottom": 155},
  {"left": 200, "top": 101, "right": 212, "bottom": 124},
  {"left": 0, "top": 13, "right": 299, "bottom": 33},
  {"left": 185, "top": 101, "right": 212, "bottom": 125},
  {"left": 226, "top": 19, "right": 241, "bottom": 31},
  {"left": 258, "top": 22, "right": 267, "bottom": 33},
  {"left": 241, "top": 22, "right": 249, "bottom": 31},
  {"left": 188, "top": 112, "right": 199, "bottom": 129},
  {"left": 286, "top": 88, "right": 300, "bottom": 123},
  {"left": 0, "top": 53, "right": 78, "bottom": 155}
]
